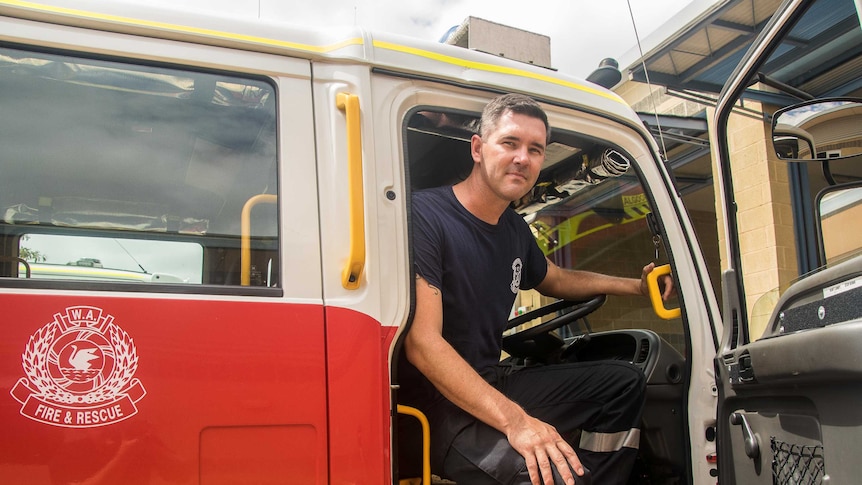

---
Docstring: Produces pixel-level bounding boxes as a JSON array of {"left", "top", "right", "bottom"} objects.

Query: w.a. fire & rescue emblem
[{"left": 10, "top": 306, "right": 146, "bottom": 428}]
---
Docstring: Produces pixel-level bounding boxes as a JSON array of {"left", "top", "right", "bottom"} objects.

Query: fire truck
[{"left": 0, "top": 0, "right": 859, "bottom": 483}]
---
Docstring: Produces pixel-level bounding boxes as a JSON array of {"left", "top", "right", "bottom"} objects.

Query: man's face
[{"left": 471, "top": 111, "right": 546, "bottom": 202}]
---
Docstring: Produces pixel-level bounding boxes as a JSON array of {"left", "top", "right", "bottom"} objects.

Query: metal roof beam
[
  {"left": 659, "top": 133, "right": 710, "bottom": 147},
  {"left": 669, "top": 145, "right": 712, "bottom": 169},
  {"left": 710, "top": 18, "right": 757, "bottom": 34},
  {"left": 628, "top": 70, "right": 725, "bottom": 94},
  {"left": 711, "top": 19, "right": 809, "bottom": 47},
  {"left": 675, "top": 176, "right": 714, "bottom": 196},
  {"left": 738, "top": 88, "right": 800, "bottom": 106},
  {"left": 637, "top": 113, "right": 708, "bottom": 132}
]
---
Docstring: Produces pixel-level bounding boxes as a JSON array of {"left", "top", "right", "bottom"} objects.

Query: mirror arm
[{"left": 822, "top": 160, "right": 837, "bottom": 186}]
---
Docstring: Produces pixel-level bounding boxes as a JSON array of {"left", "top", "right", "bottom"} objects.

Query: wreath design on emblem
[
  {"left": 11, "top": 306, "right": 146, "bottom": 428},
  {"left": 21, "top": 311, "right": 139, "bottom": 405}
]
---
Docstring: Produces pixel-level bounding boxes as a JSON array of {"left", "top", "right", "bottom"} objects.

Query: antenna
[
  {"left": 114, "top": 239, "right": 148, "bottom": 274},
  {"left": 626, "top": 0, "right": 669, "bottom": 161}
]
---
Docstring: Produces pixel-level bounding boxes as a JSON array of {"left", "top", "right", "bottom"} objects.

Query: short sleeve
[{"left": 411, "top": 192, "right": 444, "bottom": 289}]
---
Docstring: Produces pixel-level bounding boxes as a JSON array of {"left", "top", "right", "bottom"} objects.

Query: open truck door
[{"left": 712, "top": 0, "right": 862, "bottom": 483}]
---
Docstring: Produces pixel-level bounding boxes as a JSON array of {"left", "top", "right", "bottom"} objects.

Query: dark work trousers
[{"left": 428, "top": 360, "right": 646, "bottom": 485}]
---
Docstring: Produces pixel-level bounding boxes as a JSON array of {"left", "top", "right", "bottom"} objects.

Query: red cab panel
[
  {"left": 325, "top": 307, "right": 398, "bottom": 485},
  {"left": 0, "top": 294, "right": 328, "bottom": 484}
]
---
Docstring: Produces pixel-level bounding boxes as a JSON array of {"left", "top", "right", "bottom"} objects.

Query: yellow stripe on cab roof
[
  {"left": 371, "top": 40, "right": 625, "bottom": 104},
  {"left": 2, "top": 0, "right": 626, "bottom": 106}
]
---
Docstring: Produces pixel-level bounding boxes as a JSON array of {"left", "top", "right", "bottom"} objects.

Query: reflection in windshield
[
  {"left": 819, "top": 185, "right": 862, "bottom": 263},
  {"left": 0, "top": 46, "right": 278, "bottom": 239}
]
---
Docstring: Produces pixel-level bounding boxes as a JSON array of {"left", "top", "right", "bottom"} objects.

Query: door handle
[
  {"left": 337, "top": 92, "right": 366, "bottom": 290},
  {"left": 730, "top": 412, "right": 760, "bottom": 459},
  {"left": 646, "top": 264, "right": 681, "bottom": 319}
]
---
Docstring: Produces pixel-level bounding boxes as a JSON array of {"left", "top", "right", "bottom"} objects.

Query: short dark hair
[{"left": 478, "top": 93, "right": 551, "bottom": 143}]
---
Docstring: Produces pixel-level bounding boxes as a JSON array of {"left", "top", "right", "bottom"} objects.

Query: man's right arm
[{"left": 404, "top": 275, "right": 584, "bottom": 485}]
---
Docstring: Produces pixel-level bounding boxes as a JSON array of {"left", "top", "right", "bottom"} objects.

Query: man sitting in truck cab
[{"left": 398, "top": 93, "right": 674, "bottom": 485}]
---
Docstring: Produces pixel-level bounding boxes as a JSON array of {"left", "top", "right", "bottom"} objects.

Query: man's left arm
[{"left": 535, "top": 260, "right": 673, "bottom": 301}]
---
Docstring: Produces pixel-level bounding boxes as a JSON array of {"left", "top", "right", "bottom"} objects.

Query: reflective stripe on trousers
[{"left": 579, "top": 428, "right": 641, "bottom": 452}]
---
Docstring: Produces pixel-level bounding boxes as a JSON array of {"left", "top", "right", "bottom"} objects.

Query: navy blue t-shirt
[{"left": 400, "top": 185, "right": 548, "bottom": 405}]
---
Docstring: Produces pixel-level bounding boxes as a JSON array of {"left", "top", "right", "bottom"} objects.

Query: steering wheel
[{"left": 502, "top": 295, "right": 606, "bottom": 359}]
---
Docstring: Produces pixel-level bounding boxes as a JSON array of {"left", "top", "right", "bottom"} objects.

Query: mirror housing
[{"left": 772, "top": 98, "right": 862, "bottom": 161}]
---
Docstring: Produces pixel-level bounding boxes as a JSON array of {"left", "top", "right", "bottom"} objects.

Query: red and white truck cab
[{"left": 0, "top": 0, "right": 859, "bottom": 483}]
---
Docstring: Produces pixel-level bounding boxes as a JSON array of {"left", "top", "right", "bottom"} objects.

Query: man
[{"left": 399, "top": 93, "right": 673, "bottom": 485}]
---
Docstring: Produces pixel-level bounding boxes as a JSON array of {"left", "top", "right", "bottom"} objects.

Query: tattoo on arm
[{"left": 415, "top": 274, "right": 441, "bottom": 295}]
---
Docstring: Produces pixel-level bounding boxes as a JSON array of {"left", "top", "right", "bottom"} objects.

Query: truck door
[
  {"left": 0, "top": 9, "right": 328, "bottom": 484},
  {"left": 712, "top": 0, "right": 862, "bottom": 483}
]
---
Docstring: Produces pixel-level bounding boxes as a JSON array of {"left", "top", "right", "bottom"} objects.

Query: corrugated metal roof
[{"left": 626, "top": 0, "right": 862, "bottom": 100}]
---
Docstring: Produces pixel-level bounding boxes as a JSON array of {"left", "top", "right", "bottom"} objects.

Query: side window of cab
[{"left": 0, "top": 46, "right": 279, "bottom": 290}]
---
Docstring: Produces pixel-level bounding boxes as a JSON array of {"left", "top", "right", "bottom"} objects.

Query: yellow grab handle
[
  {"left": 241, "top": 194, "right": 278, "bottom": 286},
  {"left": 397, "top": 405, "right": 431, "bottom": 485},
  {"left": 337, "top": 92, "right": 366, "bottom": 290},
  {"left": 646, "top": 264, "right": 681, "bottom": 320}
]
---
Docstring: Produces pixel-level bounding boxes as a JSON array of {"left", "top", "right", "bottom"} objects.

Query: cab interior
[{"left": 398, "top": 105, "right": 690, "bottom": 484}]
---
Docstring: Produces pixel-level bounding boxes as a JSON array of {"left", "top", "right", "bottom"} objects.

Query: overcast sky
[{"left": 136, "top": 0, "right": 703, "bottom": 79}]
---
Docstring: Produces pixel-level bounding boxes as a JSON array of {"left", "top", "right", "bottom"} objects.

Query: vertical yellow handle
[
  {"left": 241, "top": 194, "right": 278, "bottom": 286},
  {"left": 337, "top": 92, "right": 366, "bottom": 290},
  {"left": 647, "top": 264, "right": 681, "bottom": 319},
  {"left": 397, "top": 405, "right": 431, "bottom": 485}
]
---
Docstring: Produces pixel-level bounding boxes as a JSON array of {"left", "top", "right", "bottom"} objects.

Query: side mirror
[{"left": 771, "top": 98, "right": 862, "bottom": 161}]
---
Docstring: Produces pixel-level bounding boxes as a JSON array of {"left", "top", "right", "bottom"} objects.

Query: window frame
[{"left": 0, "top": 43, "right": 285, "bottom": 296}]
